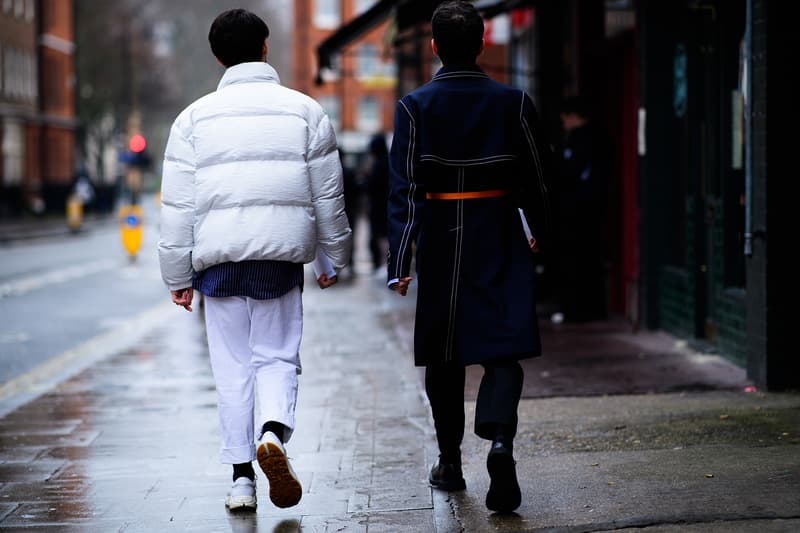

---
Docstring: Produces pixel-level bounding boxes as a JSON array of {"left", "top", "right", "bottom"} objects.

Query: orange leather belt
[{"left": 425, "top": 189, "right": 509, "bottom": 200}]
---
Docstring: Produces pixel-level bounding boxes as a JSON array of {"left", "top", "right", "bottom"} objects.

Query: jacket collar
[
  {"left": 217, "top": 62, "right": 281, "bottom": 90},
  {"left": 432, "top": 64, "right": 489, "bottom": 81}
]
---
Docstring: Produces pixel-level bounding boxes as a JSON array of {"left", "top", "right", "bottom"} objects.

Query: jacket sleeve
[
  {"left": 158, "top": 121, "right": 196, "bottom": 290},
  {"left": 387, "top": 98, "right": 424, "bottom": 282},
  {"left": 307, "top": 114, "right": 352, "bottom": 270},
  {"left": 518, "top": 91, "right": 554, "bottom": 251}
]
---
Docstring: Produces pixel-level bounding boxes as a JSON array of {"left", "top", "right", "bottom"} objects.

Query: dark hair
[
  {"left": 431, "top": 1, "right": 484, "bottom": 65},
  {"left": 208, "top": 9, "right": 270, "bottom": 67}
]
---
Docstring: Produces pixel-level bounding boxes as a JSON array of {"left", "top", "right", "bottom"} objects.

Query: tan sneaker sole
[{"left": 257, "top": 441, "right": 302, "bottom": 508}]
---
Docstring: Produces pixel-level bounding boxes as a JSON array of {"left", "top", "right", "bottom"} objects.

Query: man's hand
[
  {"left": 317, "top": 273, "right": 338, "bottom": 289},
  {"left": 529, "top": 237, "right": 541, "bottom": 253},
  {"left": 390, "top": 276, "right": 413, "bottom": 296},
  {"left": 171, "top": 288, "right": 194, "bottom": 312}
]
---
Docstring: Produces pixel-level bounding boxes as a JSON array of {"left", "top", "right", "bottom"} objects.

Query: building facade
[
  {"left": 316, "top": 0, "right": 796, "bottom": 391},
  {"left": 0, "top": 0, "right": 76, "bottom": 217},
  {"left": 293, "top": 0, "right": 397, "bottom": 157},
  {"left": 632, "top": 0, "right": 796, "bottom": 392}
]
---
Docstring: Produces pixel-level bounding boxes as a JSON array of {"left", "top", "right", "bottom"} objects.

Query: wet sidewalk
[
  {"left": 1, "top": 266, "right": 799, "bottom": 531},
  {"left": 0, "top": 268, "right": 440, "bottom": 532}
]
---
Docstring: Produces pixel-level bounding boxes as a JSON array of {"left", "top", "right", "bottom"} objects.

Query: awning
[
  {"left": 316, "top": 0, "right": 396, "bottom": 80},
  {"left": 315, "top": 0, "right": 536, "bottom": 84},
  {"left": 474, "top": 0, "right": 535, "bottom": 19}
]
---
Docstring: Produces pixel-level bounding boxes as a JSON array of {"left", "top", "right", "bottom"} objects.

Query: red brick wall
[
  {"left": 293, "top": 0, "right": 396, "bottom": 137},
  {"left": 42, "top": 127, "right": 74, "bottom": 185},
  {"left": 39, "top": 0, "right": 76, "bottom": 189}
]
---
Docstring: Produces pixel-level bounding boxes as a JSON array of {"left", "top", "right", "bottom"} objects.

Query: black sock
[
  {"left": 439, "top": 450, "right": 461, "bottom": 466},
  {"left": 232, "top": 462, "right": 255, "bottom": 482},
  {"left": 493, "top": 425, "right": 513, "bottom": 451},
  {"left": 261, "top": 421, "right": 286, "bottom": 442}
]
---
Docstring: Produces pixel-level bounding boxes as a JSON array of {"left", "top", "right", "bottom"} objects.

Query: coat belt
[{"left": 425, "top": 189, "right": 509, "bottom": 200}]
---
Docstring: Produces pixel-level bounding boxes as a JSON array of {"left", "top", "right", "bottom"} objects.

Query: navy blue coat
[{"left": 387, "top": 65, "right": 553, "bottom": 367}]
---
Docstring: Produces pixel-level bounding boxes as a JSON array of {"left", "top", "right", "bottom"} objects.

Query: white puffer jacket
[{"left": 158, "top": 62, "right": 352, "bottom": 291}]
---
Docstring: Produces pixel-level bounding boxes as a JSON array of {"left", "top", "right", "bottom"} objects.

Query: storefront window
[
  {"left": 357, "top": 96, "right": 380, "bottom": 132},
  {"left": 358, "top": 44, "right": 377, "bottom": 78},
  {"left": 318, "top": 95, "right": 341, "bottom": 132},
  {"left": 314, "top": 0, "right": 340, "bottom": 29},
  {"left": 2, "top": 119, "right": 24, "bottom": 186},
  {"left": 355, "top": 0, "right": 376, "bottom": 15}
]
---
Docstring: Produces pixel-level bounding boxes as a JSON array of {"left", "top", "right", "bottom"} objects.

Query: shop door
[
  {"left": 686, "top": 4, "right": 721, "bottom": 340},
  {"left": 606, "top": 30, "right": 639, "bottom": 325}
]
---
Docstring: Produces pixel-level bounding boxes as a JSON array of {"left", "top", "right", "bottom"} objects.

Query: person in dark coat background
[
  {"left": 550, "top": 96, "right": 610, "bottom": 324},
  {"left": 365, "top": 132, "right": 390, "bottom": 272},
  {"left": 340, "top": 148, "right": 359, "bottom": 273},
  {"left": 386, "top": 1, "right": 553, "bottom": 514}
]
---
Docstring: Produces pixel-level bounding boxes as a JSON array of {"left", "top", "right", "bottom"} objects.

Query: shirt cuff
[{"left": 387, "top": 277, "right": 400, "bottom": 289}]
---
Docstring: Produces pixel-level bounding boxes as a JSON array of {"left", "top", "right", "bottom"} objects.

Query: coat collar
[
  {"left": 217, "top": 62, "right": 281, "bottom": 90},
  {"left": 432, "top": 64, "right": 489, "bottom": 81}
]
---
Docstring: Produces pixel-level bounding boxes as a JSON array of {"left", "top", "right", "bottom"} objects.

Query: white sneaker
[
  {"left": 257, "top": 431, "right": 302, "bottom": 508},
  {"left": 225, "top": 476, "right": 257, "bottom": 511}
]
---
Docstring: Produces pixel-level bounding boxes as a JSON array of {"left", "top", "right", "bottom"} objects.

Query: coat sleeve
[
  {"left": 518, "top": 91, "right": 554, "bottom": 251},
  {"left": 387, "top": 98, "right": 424, "bottom": 282},
  {"left": 307, "top": 114, "right": 352, "bottom": 270},
  {"left": 158, "top": 121, "right": 196, "bottom": 291}
]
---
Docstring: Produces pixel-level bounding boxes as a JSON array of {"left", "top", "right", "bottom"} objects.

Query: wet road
[{"left": 0, "top": 197, "right": 164, "bottom": 388}]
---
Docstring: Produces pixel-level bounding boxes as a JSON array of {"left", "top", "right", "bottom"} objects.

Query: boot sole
[
  {"left": 485, "top": 450, "right": 521, "bottom": 513},
  {"left": 429, "top": 477, "right": 467, "bottom": 491},
  {"left": 257, "top": 441, "right": 302, "bottom": 508}
]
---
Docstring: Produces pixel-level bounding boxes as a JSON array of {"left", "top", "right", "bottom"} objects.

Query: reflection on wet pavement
[{"left": 0, "top": 272, "right": 436, "bottom": 531}]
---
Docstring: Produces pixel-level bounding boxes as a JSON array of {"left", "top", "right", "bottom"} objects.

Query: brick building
[
  {"left": 0, "top": 0, "right": 75, "bottom": 217},
  {"left": 293, "top": 0, "right": 397, "bottom": 158}
]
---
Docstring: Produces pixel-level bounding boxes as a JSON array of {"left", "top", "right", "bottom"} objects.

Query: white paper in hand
[
  {"left": 311, "top": 250, "right": 337, "bottom": 279},
  {"left": 518, "top": 208, "right": 533, "bottom": 242}
]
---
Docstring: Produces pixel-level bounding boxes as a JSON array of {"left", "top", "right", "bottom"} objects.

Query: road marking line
[
  {"left": 0, "top": 258, "right": 117, "bottom": 298},
  {"left": 0, "top": 300, "right": 175, "bottom": 416},
  {"left": 0, "top": 332, "right": 31, "bottom": 344}
]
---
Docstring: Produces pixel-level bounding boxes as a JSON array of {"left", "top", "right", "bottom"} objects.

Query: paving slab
[
  {"left": 0, "top": 271, "right": 438, "bottom": 531},
  {"left": 448, "top": 392, "right": 800, "bottom": 532},
  {"left": 2, "top": 245, "right": 799, "bottom": 531}
]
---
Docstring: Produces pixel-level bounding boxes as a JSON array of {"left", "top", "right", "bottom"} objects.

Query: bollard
[
  {"left": 66, "top": 194, "right": 83, "bottom": 232},
  {"left": 118, "top": 204, "right": 144, "bottom": 261}
]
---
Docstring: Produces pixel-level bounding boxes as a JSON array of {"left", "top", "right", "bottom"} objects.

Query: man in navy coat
[{"left": 387, "top": 0, "right": 552, "bottom": 514}]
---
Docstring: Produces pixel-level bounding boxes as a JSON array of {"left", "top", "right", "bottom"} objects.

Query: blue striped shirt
[{"left": 192, "top": 260, "right": 303, "bottom": 300}]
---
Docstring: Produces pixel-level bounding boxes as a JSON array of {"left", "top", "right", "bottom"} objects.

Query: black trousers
[{"left": 425, "top": 359, "right": 523, "bottom": 461}]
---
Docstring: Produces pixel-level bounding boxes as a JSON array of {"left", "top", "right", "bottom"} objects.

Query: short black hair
[
  {"left": 208, "top": 9, "right": 270, "bottom": 67},
  {"left": 431, "top": 1, "right": 484, "bottom": 65}
]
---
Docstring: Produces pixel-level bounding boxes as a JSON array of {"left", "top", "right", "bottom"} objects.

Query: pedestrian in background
[
  {"left": 387, "top": 0, "right": 553, "bottom": 514},
  {"left": 72, "top": 166, "right": 95, "bottom": 210},
  {"left": 158, "top": 8, "right": 351, "bottom": 512},
  {"left": 340, "top": 148, "right": 359, "bottom": 274},
  {"left": 550, "top": 95, "right": 610, "bottom": 324},
  {"left": 365, "top": 132, "right": 390, "bottom": 274}
]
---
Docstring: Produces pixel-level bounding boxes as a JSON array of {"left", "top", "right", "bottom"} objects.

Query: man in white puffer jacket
[{"left": 158, "top": 9, "right": 351, "bottom": 512}]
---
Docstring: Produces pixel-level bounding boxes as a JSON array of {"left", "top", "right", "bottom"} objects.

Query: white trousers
[{"left": 203, "top": 287, "right": 303, "bottom": 464}]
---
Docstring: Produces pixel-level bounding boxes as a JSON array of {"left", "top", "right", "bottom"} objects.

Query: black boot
[
  {"left": 485, "top": 441, "right": 521, "bottom": 513},
  {"left": 429, "top": 456, "right": 466, "bottom": 491}
]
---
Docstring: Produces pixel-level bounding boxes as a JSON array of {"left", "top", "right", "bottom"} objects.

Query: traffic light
[
  {"left": 131, "top": 150, "right": 151, "bottom": 169},
  {"left": 129, "top": 134, "right": 147, "bottom": 153},
  {"left": 126, "top": 134, "right": 151, "bottom": 169}
]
